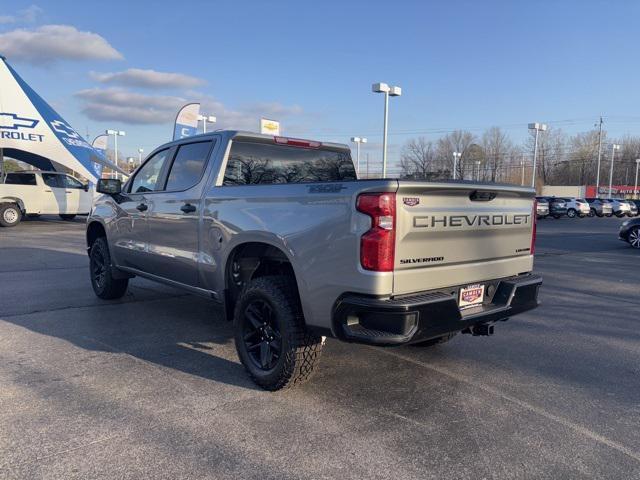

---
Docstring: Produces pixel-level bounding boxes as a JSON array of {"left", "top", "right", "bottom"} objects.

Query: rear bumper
[{"left": 332, "top": 274, "right": 542, "bottom": 346}]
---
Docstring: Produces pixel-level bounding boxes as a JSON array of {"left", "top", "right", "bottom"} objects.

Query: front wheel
[
  {"left": 0, "top": 203, "right": 22, "bottom": 227},
  {"left": 234, "top": 276, "right": 324, "bottom": 391},
  {"left": 628, "top": 227, "right": 640, "bottom": 249},
  {"left": 89, "top": 237, "right": 129, "bottom": 299},
  {"left": 59, "top": 214, "right": 76, "bottom": 221}
]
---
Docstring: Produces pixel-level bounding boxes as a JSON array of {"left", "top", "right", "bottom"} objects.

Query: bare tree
[
  {"left": 481, "top": 127, "right": 512, "bottom": 182},
  {"left": 525, "top": 127, "right": 568, "bottom": 185},
  {"left": 436, "top": 130, "right": 476, "bottom": 179},
  {"left": 399, "top": 137, "right": 438, "bottom": 179}
]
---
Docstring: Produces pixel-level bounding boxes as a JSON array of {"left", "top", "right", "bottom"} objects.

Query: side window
[
  {"left": 5, "top": 173, "right": 36, "bottom": 185},
  {"left": 130, "top": 149, "right": 171, "bottom": 193},
  {"left": 41, "top": 173, "right": 62, "bottom": 188},
  {"left": 164, "top": 141, "right": 212, "bottom": 191},
  {"left": 63, "top": 176, "right": 84, "bottom": 189}
]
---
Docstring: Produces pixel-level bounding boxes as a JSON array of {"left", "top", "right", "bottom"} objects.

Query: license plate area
[{"left": 459, "top": 284, "right": 485, "bottom": 310}]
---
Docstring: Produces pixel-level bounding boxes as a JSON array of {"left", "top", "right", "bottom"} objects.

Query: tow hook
[{"left": 463, "top": 324, "right": 495, "bottom": 336}]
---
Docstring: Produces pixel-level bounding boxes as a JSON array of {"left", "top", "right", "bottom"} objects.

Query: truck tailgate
[{"left": 393, "top": 181, "right": 535, "bottom": 295}]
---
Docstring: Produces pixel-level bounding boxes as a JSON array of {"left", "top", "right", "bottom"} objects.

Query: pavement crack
[
  {"left": 375, "top": 348, "right": 640, "bottom": 465},
  {"left": 0, "top": 434, "right": 121, "bottom": 471}
]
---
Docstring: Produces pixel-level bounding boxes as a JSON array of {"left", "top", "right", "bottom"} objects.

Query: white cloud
[
  {"left": 75, "top": 87, "right": 306, "bottom": 129},
  {"left": 0, "top": 5, "right": 43, "bottom": 25},
  {"left": 0, "top": 25, "right": 123, "bottom": 63},
  {"left": 90, "top": 68, "right": 205, "bottom": 89},
  {"left": 75, "top": 88, "right": 184, "bottom": 124}
]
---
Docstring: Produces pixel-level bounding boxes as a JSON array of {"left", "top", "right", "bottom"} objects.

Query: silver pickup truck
[{"left": 87, "top": 130, "right": 541, "bottom": 390}]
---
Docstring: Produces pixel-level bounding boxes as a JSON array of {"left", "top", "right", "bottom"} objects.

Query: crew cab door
[
  {"left": 60, "top": 175, "right": 84, "bottom": 213},
  {"left": 40, "top": 173, "right": 67, "bottom": 214},
  {"left": 62, "top": 175, "right": 91, "bottom": 213},
  {"left": 111, "top": 148, "right": 173, "bottom": 271},
  {"left": 144, "top": 139, "right": 215, "bottom": 287}
]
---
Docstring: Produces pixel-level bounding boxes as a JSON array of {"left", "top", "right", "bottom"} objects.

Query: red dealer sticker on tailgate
[{"left": 459, "top": 284, "right": 485, "bottom": 309}]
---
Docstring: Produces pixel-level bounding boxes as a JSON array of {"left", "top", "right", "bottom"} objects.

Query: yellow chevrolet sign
[{"left": 260, "top": 118, "right": 280, "bottom": 135}]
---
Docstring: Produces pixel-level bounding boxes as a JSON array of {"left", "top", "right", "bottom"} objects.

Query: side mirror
[
  {"left": 96, "top": 178, "right": 122, "bottom": 195},
  {"left": 83, "top": 183, "right": 89, "bottom": 192}
]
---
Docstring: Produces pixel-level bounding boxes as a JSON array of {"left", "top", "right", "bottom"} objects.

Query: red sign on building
[{"left": 585, "top": 185, "right": 640, "bottom": 198}]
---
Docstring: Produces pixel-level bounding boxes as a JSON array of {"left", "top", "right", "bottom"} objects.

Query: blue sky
[{"left": 2, "top": 0, "right": 639, "bottom": 171}]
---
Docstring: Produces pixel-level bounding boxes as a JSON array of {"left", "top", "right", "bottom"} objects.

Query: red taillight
[
  {"left": 356, "top": 193, "right": 396, "bottom": 272},
  {"left": 531, "top": 200, "right": 537, "bottom": 255},
  {"left": 273, "top": 136, "right": 321, "bottom": 149}
]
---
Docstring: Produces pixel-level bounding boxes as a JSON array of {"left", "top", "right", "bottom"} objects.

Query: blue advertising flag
[{"left": 173, "top": 103, "right": 200, "bottom": 140}]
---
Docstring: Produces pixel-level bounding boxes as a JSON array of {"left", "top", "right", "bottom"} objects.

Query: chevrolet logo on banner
[{"left": 0, "top": 112, "right": 39, "bottom": 130}]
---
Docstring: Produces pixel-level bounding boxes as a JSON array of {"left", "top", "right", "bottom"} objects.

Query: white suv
[
  {"left": 0, "top": 171, "right": 92, "bottom": 227},
  {"left": 562, "top": 198, "right": 590, "bottom": 218}
]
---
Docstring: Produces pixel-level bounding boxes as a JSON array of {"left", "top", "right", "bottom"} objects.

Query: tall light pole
[
  {"left": 138, "top": 148, "right": 144, "bottom": 165},
  {"left": 608, "top": 144, "right": 620, "bottom": 199},
  {"left": 521, "top": 154, "right": 526, "bottom": 186},
  {"left": 350, "top": 137, "right": 367, "bottom": 176},
  {"left": 452, "top": 152, "right": 461, "bottom": 180},
  {"left": 528, "top": 123, "right": 547, "bottom": 189},
  {"left": 634, "top": 159, "right": 640, "bottom": 199},
  {"left": 372, "top": 82, "right": 402, "bottom": 178},
  {"left": 475, "top": 160, "right": 481, "bottom": 181},
  {"left": 595, "top": 116, "right": 604, "bottom": 194},
  {"left": 198, "top": 114, "right": 217, "bottom": 134},
  {"left": 106, "top": 129, "right": 125, "bottom": 178}
]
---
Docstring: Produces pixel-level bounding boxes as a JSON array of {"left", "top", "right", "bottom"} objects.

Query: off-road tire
[
  {"left": 89, "top": 237, "right": 129, "bottom": 299},
  {"left": 0, "top": 203, "right": 21, "bottom": 227},
  {"left": 59, "top": 214, "right": 76, "bottom": 220},
  {"left": 410, "top": 332, "right": 457, "bottom": 347},
  {"left": 234, "top": 275, "right": 324, "bottom": 391}
]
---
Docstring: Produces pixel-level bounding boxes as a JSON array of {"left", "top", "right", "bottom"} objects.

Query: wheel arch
[
  {"left": 0, "top": 196, "right": 25, "bottom": 212},
  {"left": 86, "top": 221, "right": 107, "bottom": 253},
  {"left": 223, "top": 240, "right": 307, "bottom": 322}
]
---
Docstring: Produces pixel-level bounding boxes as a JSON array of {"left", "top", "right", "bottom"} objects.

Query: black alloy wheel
[
  {"left": 241, "top": 299, "right": 282, "bottom": 371},
  {"left": 91, "top": 245, "right": 107, "bottom": 290}
]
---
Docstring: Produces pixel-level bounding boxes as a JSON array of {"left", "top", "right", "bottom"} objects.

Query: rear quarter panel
[{"left": 200, "top": 180, "right": 398, "bottom": 330}]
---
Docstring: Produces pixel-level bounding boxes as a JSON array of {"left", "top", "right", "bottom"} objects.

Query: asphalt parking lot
[{"left": 0, "top": 216, "right": 639, "bottom": 479}]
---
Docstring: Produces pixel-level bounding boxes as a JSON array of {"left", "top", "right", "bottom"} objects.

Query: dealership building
[{"left": 541, "top": 185, "right": 640, "bottom": 199}]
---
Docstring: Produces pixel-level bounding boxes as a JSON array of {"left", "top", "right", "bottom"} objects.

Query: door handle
[
  {"left": 44, "top": 189, "right": 52, "bottom": 192},
  {"left": 136, "top": 203, "right": 148, "bottom": 212},
  {"left": 180, "top": 203, "right": 196, "bottom": 214}
]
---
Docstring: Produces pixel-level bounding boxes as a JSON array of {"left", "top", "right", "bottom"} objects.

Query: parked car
[
  {"left": 535, "top": 197, "right": 549, "bottom": 219},
  {"left": 628, "top": 199, "right": 640, "bottom": 216},
  {"left": 0, "top": 170, "right": 92, "bottom": 227},
  {"left": 537, "top": 196, "right": 567, "bottom": 219},
  {"left": 607, "top": 198, "right": 632, "bottom": 217},
  {"left": 562, "top": 197, "right": 590, "bottom": 218},
  {"left": 585, "top": 198, "right": 614, "bottom": 217},
  {"left": 619, "top": 218, "right": 640, "bottom": 249},
  {"left": 86, "top": 131, "right": 541, "bottom": 390}
]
